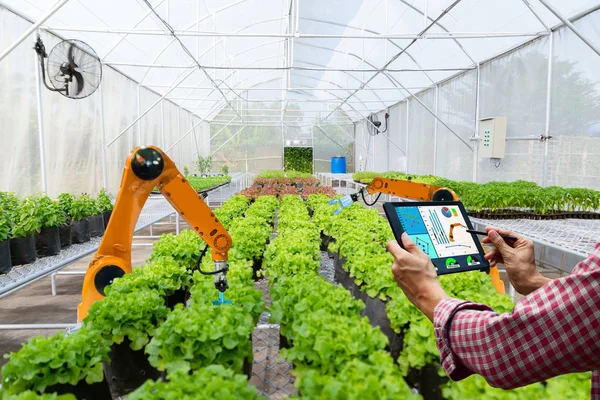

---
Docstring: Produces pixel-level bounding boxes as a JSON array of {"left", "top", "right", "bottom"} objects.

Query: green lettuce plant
[
  {"left": 294, "top": 351, "right": 421, "bottom": 400},
  {"left": 108, "top": 258, "right": 191, "bottom": 296},
  {"left": 126, "top": 365, "right": 265, "bottom": 400},
  {"left": 0, "top": 327, "right": 110, "bottom": 394},
  {"left": 84, "top": 289, "right": 170, "bottom": 350},
  {"left": 190, "top": 271, "right": 264, "bottom": 323},
  {"left": 150, "top": 230, "right": 204, "bottom": 268},
  {"left": 282, "top": 309, "right": 388, "bottom": 374},
  {"left": 146, "top": 302, "right": 255, "bottom": 374},
  {"left": 1, "top": 392, "right": 76, "bottom": 400},
  {"left": 270, "top": 274, "right": 364, "bottom": 338},
  {"left": 441, "top": 374, "right": 546, "bottom": 400}
]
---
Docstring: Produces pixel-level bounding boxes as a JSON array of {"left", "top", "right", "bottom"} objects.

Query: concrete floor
[{"left": 0, "top": 218, "right": 190, "bottom": 369}]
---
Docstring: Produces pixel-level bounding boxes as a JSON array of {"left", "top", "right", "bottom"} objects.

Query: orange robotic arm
[
  {"left": 77, "top": 146, "right": 232, "bottom": 321},
  {"left": 365, "top": 177, "right": 459, "bottom": 202},
  {"left": 331, "top": 176, "right": 504, "bottom": 294}
]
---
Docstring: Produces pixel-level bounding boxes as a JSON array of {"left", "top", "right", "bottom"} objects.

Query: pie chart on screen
[{"left": 441, "top": 207, "right": 452, "bottom": 218}]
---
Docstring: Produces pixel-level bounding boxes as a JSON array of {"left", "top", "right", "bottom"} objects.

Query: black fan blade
[
  {"left": 72, "top": 70, "right": 85, "bottom": 95},
  {"left": 67, "top": 44, "right": 77, "bottom": 69}
]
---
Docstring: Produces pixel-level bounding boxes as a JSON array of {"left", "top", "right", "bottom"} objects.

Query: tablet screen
[{"left": 388, "top": 203, "right": 488, "bottom": 274}]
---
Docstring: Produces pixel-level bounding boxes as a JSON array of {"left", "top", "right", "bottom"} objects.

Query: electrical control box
[{"left": 479, "top": 117, "right": 507, "bottom": 158}]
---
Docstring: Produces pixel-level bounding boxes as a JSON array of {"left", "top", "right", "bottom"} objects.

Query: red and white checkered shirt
[{"left": 434, "top": 241, "right": 600, "bottom": 398}]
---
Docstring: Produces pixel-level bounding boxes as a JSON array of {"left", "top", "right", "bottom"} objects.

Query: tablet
[{"left": 383, "top": 201, "right": 489, "bottom": 275}]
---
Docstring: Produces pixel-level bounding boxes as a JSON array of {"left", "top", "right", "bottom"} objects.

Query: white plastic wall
[{"left": 359, "top": 9, "right": 600, "bottom": 189}]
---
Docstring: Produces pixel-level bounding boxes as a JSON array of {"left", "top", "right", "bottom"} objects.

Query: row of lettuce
[
  {"left": 307, "top": 194, "right": 591, "bottom": 399},
  {"left": 0, "top": 191, "right": 114, "bottom": 272},
  {"left": 266, "top": 195, "right": 420, "bottom": 399},
  {"left": 0, "top": 194, "right": 274, "bottom": 399},
  {"left": 353, "top": 171, "right": 600, "bottom": 215}
]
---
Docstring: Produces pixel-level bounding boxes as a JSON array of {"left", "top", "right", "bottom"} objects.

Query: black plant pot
[
  {"left": 35, "top": 226, "right": 61, "bottom": 257},
  {"left": 102, "top": 210, "right": 112, "bottom": 229},
  {"left": 103, "top": 339, "right": 163, "bottom": 397},
  {"left": 71, "top": 219, "right": 91, "bottom": 244},
  {"left": 416, "top": 365, "right": 447, "bottom": 400},
  {"left": 88, "top": 215, "right": 105, "bottom": 237},
  {"left": 10, "top": 236, "right": 36, "bottom": 266},
  {"left": 252, "top": 258, "right": 263, "bottom": 281},
  {"left": 46, "top": 378, "right": 112, "bottom": 400},
  {"left": 59, "top": 223, "right": 72, "bottom": 248},
  {"left": 0, "top": 239, "right": 12, "bottom": 274},
  {"left": 164, "top": 288, "right": 190, "bottom": 310}
]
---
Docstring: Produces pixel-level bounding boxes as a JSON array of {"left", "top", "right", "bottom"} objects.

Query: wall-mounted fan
[
  {"left": 34, "top": 36, "right": 102, "bottom": 99},
  {"left": 367, "top": 112, "right": 389, "bottom": 136}
]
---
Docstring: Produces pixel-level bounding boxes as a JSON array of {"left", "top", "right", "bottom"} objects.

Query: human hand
[
  {"left": 386, "top": 233, "right": 449, "bottom": 321},
  {"left": 482, "top": 227, "right": 550, "bottom": 295}
]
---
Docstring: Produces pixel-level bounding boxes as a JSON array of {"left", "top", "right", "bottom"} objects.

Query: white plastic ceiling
[{"left": 3, "top": 0, "right": 598, "bottom": 123}]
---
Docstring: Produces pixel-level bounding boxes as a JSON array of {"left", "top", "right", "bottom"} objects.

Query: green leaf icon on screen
[{"left": 446, "top": 258, "right": 459, "bottom": 268}]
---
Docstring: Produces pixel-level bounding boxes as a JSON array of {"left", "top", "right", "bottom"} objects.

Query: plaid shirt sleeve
[{"left": 434, "top": 242, "right": 600, "bottom": 398}]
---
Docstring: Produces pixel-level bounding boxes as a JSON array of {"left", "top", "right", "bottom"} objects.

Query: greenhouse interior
[{"left": 1, "top": 0, "right": 599, "bottom": 398}]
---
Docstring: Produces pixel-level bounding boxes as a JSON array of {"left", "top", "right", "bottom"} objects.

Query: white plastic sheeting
[{"left": 1, "top": 0, "right": 600, "bottom": 193}]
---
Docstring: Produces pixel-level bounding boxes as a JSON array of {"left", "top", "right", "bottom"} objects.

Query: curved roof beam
[
  {"left": 218, "top": 63, "right": 378, "bottom": 113},
  {"left": 138, "top": 16, "right": 285, "bottom": 84},
  {"left": 179, "top": 41, "right": 376, "bottom": 118},
  {"left": 163, "top": 39, "right": 285, "bottom": 110},
  {"left": 395, "top": 0, "right": 476, "bottom": 64},
  {"left": 293, "top": 59, "right": 388, "bottom": 108},
  {"left": 206, "top": 75, "right": 358, "bottom": 121},
  {"left": 299, "top": 16, "right": 436, "bottom": 84},
  {"left": 520, "top": 0, "right": 550, "bottom": 30}
]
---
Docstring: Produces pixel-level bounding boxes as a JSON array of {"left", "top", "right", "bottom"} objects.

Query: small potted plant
[
  {"left": 96, "top": 189, "right": 114, "bottom": 229},
  {"left": 33, "top": 195, "right": 65, "bottom": 258},
  {"left": 86, "top": 194, "right": 104, "bottom": 238},
  {"left": 57, "top": 193, "right": 74, "bottom": 248},
  {"left": 221, "top": 163, "right": 230, "bottom": 176},
  {"left": 0, "top": 205, "right": 11, "bottom": 273},
  {"left": 9, "top": 198, "right": 42, "bottom": 266},
  {"left": 70, "top": 195, "right": 93, "bottom": 244}
]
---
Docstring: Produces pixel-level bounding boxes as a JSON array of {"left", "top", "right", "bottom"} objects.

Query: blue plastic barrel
[{"left": 331, "top": 156, "right": 346, "bottom": 174}]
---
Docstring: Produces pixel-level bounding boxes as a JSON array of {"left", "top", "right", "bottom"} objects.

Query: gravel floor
[{"left": 319, "top": 250, "right": 335, "bottom": 283}]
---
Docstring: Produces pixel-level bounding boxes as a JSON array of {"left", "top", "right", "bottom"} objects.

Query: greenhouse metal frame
[{"left": 1, "top": 0, "right": 599, "bottom": 195}]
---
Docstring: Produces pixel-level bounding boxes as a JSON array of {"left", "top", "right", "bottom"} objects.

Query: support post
[
  {"left": 177, "top": 106, "right": 182, "bottom": 166},
  {"left": 542, "top": 32, "right": 553, "bottom": 187},
  {"left": 406, "top": 98, "right": 410, "bottom": 173},
  {"left": 160, "top": 100, "right": 166, "bottom": 148},
  {"left": 136, "top": 85, "right": 142, "bottom": 145},
  {"left": 472, "top": 62, "right": 481, "bottom": 183},
  {"left": 99, "top": 82, "right": 108, "bottom": 189},
  {"left": 34, "top": 39, "right": 48, "bottom": 193},
  {"left": 433, "top": 84, "right": 439, "bottom": 175}
]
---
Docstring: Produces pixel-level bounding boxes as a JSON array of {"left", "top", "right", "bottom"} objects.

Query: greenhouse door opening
[{"left": 284, "top": 147, "right": 313, "bottom": 174}]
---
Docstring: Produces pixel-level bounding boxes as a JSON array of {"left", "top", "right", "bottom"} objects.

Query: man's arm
[{"left": 435, "top": 265, "right": 600, "bottom": 389}]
